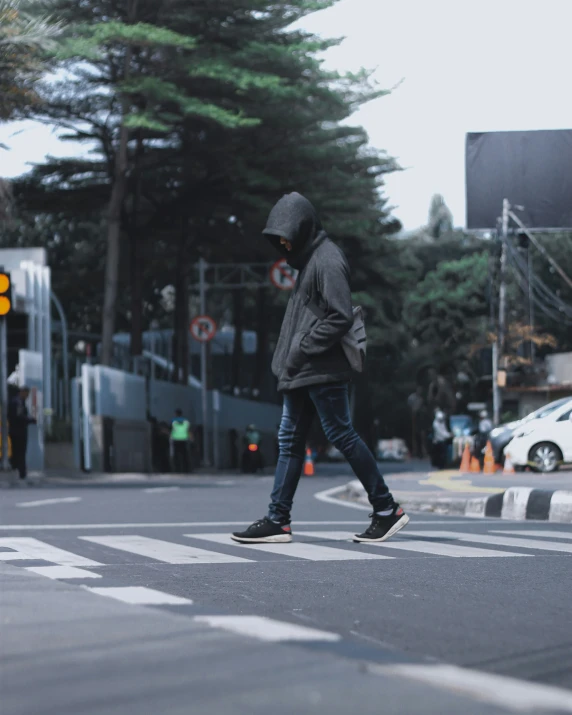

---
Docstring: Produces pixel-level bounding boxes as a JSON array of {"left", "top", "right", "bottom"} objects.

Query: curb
[{"left": 338, "top": 480, "right": 572, "bottom": 523}]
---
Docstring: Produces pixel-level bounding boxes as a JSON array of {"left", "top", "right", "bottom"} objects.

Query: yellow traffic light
[{"left": 0, "top": 271, "right": 12, "bottom": 315}]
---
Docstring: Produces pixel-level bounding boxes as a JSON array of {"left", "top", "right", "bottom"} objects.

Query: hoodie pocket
[{"left": 285, "top": 331, "right": 308, "bottom": 373}]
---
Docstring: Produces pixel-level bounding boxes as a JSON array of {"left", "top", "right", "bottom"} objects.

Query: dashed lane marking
[
  {"left": 80, "top": 534, "right": 254, "bottom": 564},
  {"left": 83, "top": 586, "right": 192, "bottom": 606},
  {"left": 298, "top": 532, "right": 530, "bottom": 558},
  {"left": 187, "top": 533, "right": 393, "bottom": 560},
  {"left": 143, "top": 487, "right": 181, "bottom": 493},
  {"left": 26, "top": 565, "right": 101, "bottom": 580},
  {"left": 372, "top": 663, "right": 572, "bottom": 713},
  {"left": 16, "top": 497, "right": 82, "bottom": 508},
  {"left": 407, "top": 530, "right": 572, "bottom": 553},
  {"left": 0, "top": 537, "right": 102, "bottom": 567},
  {"left": 194, "top": 615, "right": 340, "bottom": 643}
]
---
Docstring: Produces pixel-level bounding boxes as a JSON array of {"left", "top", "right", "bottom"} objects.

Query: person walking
[
  {"left": 232, "top": 192, "right": 408, "bottom": 544},
  {"left": 8, "top": 385, "right": 36, "bottom": 480},
  {"left": 473, "top": 409, "right": 492, "bottom": 468},
  {"left": 430, "top": 409, "right": 452, "bottom": 470},
  {"left": 170, "top": 408, "right": 192, "bottom": 473}
]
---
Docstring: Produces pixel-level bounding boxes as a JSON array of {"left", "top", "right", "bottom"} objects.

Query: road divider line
[
  {"left": 194, "top": 615, "right": 340, "bottom": 642},
  {"left": 143, "top": 487, "right": 181, "bottom": 493},
  {"left": 25, "top": 565, "right": 101, "bottom": 580},
  {"left": 16, "top": 497, "right": 82, "bottom": 508},
  {"left": 0, "top": 519, "right": 493, "bottom": 531},
  {"left": 371, "top": 663, "right": 572, "bottom": 713},
  {"left": 80, "top": 534, "right": 254, "bottom": 564},
  {"left": 0, "top": 537, "right": 102, "bottom": 566},
  {"left": 83, "top": 586, "right": 192, "bottom": 606},
  {"left": 187, "top": 533, "right": 393, "bottom": 561}
]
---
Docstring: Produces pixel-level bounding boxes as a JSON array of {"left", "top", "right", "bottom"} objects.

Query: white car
[{"left": 505, "top": 399, "right": 572, "bottom": 472}]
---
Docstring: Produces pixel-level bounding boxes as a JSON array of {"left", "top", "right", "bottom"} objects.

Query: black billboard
[{"left": 466, "top": 129, "right": 572, "bottom": 230}]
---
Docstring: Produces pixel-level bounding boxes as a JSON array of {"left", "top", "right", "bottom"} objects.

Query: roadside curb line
[{"left": 326, "top": 481, "right": 572, "bottom": 523}]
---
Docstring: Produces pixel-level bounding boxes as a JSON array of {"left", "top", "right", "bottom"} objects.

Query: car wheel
[{"left": 528, "top": 442, "right": 562, "bottom": 473}]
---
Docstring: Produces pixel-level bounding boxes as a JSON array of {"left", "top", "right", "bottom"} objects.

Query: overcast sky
[{"left": 1, "top": 0, "right": 570, "bottom": 229}]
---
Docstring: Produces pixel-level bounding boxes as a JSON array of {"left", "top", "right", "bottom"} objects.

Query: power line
[{"left": 509, "top": 210, "right": 572, "bottom": 291}]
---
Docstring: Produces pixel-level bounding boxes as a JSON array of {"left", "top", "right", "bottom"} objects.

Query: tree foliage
[{"left": 0, "top": 0, "right": 61, "bottom": 122}]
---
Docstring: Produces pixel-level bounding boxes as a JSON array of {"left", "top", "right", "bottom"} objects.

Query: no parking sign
[
  {"left": 270, "top": 259, "right": 297, "bottom": 290},
  {"left": 190, "top": 315, "right": 217, "bottom": 343}
]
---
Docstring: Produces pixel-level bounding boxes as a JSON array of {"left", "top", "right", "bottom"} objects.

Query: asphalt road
[{"left": 2, "top": 474, "right": 572, "bottom": 715}]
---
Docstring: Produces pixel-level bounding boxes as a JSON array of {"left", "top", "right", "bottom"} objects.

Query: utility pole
[
  {"left": 199, "top": 258, "right": 210, "bottom": 467},
  {"left": 492, "top": 198, "right": 509, "bottom": 426},
  {"left": 527, "top": 238, "right": 535, "bottom": 363}
]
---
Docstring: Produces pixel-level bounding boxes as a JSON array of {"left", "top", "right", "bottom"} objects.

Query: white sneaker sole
[
  {"left": 230, "top": 533, "right": 293, "bottom": 544},
  {"left": 352, "top": 514, "right": 410, "bottom": 543}
]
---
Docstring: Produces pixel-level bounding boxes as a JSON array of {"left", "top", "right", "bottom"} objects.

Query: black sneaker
[
  {"left": 231, "top": 517, "right": 292, "bottom": 544},
  {"left": 353, "top": 505, "right": 409, "bottom": 543}
]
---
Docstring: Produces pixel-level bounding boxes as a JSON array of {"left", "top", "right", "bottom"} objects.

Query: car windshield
[{"left": 522, "top": 397, "right": 572, "bottom": 423}]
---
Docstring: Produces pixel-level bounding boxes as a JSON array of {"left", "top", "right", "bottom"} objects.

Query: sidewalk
[{"left": 332, "top": 468, "right": 572, "bottom": 523}]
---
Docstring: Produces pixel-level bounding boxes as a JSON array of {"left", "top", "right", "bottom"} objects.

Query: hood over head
[{"left": 262, "top": 192, "right": 325, "bottom": 267}]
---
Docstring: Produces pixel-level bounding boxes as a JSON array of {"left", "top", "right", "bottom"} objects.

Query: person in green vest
[{"left": 171, "top": 408, "right": 192, "bottom": 473}]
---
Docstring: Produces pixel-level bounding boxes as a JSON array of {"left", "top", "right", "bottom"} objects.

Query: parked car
[
  {"left": 504, "top": 399, "right": 572, "bottom": 472},
  {"left": 489, "top": 397, "right": 572, "bottom": 464}
]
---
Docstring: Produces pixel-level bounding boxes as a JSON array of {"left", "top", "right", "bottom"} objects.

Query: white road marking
[
  {"left": 492, "top": 530, "right": 572, "bottom": 540},
  {"left": 407, "top": 530, "right": 572, "bottom": 554},
  {"left": 187, "top": 533, "right": 393, "bottom": 561},
  {"left": 143, "top": 487, "right": 181, "bottom": 493},
  {"left": 83, "top": 586, "right": 192, "bottom": 606},
  {"left": 16, "top": 497, "right": 82, "bottom": 508},
  {"left": 0, "top": 520, "right": 482, "bottom": 531},
  {"left": 314, "top": 484, "right": 370, "bottom": 511},
  {"left": 80, "top": 535, "right": 253, "bottom": 564},
  {"left": 373, "top": 663, "right": 572, "bottom": 713},
  {"left": 299, "top": 531, "right": 528, "bottom": 558},
  {"left": 0, "top": 537, "right": 102, "bottom": 566},
  {"left": 194, "top": 615, "right": 340, "bottom": 642},
  {"left": 26, "top": 565, "right": 101, "bottom": 579}
]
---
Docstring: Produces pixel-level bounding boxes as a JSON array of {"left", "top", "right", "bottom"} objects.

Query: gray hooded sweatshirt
[{"left": 263, "top": 192, "right": 354, "bottom": 392}]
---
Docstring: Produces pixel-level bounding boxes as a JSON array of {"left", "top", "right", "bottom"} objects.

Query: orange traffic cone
[
  {"left": 303, "top": 448, "right": 315, "bottom": 476},
  {"left": 503, "top": 452, "right": 515, "bottom": 475},
  {"left": 459, "top": 443, "right": 471, "bottom": 473},
  {"left": 483, "top": 441, "right": 496, "bottom": 474},
  {"left": 470, "top": 456, "right": 481, "bottom": 473}
]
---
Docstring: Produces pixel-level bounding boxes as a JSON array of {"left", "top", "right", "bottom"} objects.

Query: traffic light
[{"left": 0, "top": 270, "right": 12, "bottom": 316}]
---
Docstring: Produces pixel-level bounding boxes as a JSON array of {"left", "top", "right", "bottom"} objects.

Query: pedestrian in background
[
  {"left": 430, "top": 409, "right": 452, "bottom": 469},
  {"left": 232, "top": 192, "right": 408, "bottom": 544},
  {"left": 473, "top": 409, "right": 492, "bottom": 468},
  {"left": 171, "top": 408, "right": 192, "bottom": 473},
  {"left": 8, "top": 385, "right": 36, "bottom": 480}
]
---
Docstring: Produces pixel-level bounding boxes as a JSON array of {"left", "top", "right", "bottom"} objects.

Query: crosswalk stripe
[
  {"left": 372, "top": 663, "right": 572, "bottom": 713},
  {"left": 26, "top": 565, "right": 102, "bottom": 580},
  {"left": 194, "top": 615, "right": 340, "bottom": 642},
  {"left": 0, "top": 537, "right": 102, "bottom": 567},
  {"left": 80, "top": 535, "right": 254, "bottom": 564},
  {"left": 83, "top": 586, "right": 192, "bottom": 605},
  {"left": 299, "top": 532, "right": 528, "bottom": 558},
  {"left": 491, "top": 530, "right": 572, "bottom": 540},
  {"left": 186, "top": 533, "right": 393, "bottom": 561},
  {"left": 406, "top": 531, "right": 572, "bottom": 554}
]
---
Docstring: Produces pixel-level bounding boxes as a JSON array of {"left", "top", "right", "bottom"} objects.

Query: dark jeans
[
  {"left": 10, "top": 433, "right": 27, "bottom": 479},
  {"left": 172, "top": 441, "right": 189, "bottom": 473},
  {"left": 268, "top": 383, "right": 394, "bottom": 522}
]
